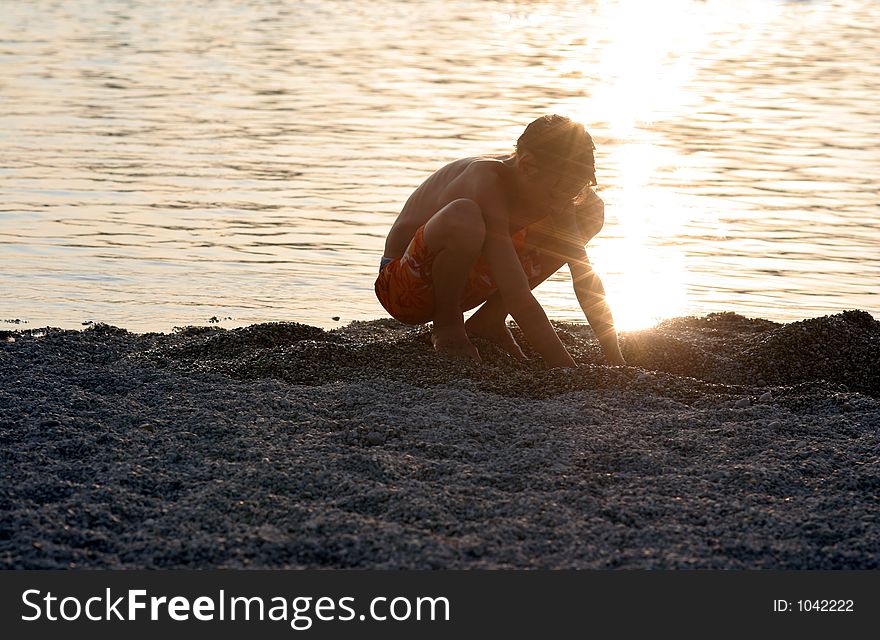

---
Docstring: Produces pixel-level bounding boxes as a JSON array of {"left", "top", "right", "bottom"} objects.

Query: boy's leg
[
  {"left": 423, "top": 198, "right": 486, "bottom": 361},
  {"left": 465, "top": 218, "right": 568, "bottom": 357}
]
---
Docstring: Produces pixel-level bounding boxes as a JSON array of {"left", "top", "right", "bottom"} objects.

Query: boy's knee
[
  {"left": 446, "top": 198, "right": 483, "bottom": 226},
  {"left": 438, "top": 198, "right": 485, "bottom": 246}
]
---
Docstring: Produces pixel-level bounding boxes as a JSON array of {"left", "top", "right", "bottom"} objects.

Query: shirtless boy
[{"left": 375, "top": 115, "right": 625, "bottom": 368}]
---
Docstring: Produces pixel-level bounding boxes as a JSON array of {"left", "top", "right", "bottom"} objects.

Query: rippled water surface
[{"left": 2, "top": 0, "right": 878, "bottom": 332}]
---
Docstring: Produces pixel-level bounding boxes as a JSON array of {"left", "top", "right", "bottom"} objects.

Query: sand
[{"left": 1, "top": 310, "right": 878, "bottom": 568}]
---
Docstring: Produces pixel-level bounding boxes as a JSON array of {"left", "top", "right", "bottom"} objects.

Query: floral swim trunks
[{"left": 374, "top": 223, "right": 543, "bottom": 325}]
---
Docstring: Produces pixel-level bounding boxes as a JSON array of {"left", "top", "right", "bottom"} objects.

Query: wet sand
[{"left": 1, "top": 311, "right": 878, "bottom": 568}]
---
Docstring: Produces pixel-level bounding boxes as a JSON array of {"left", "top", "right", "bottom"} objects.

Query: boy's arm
[
  {"left": 553, "top": 197, "right": 626, "bottom": 365},
  {"left": 479, "top": 196, "right": 576, "bottom": 368},
  {"left": 569, "top": 252, "right": 625, "bottom": 365}
]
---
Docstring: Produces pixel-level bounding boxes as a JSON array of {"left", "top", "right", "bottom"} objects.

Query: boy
[{"left": 375, "top": 115, "right": 625, "bottom": 368}]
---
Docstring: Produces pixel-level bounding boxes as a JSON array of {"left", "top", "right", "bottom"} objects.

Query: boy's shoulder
[
  {"left": 428, "top": 156, "right": 513, "bottom": 215},
  {"left": 474, "top": 154, "right": 510, "bottom": 171},
  {"left": 453, "top": 156, "right": 510, "bottom": 196},
  {"left": 454, "top": 155, "right": 505, "bottom": 177}
]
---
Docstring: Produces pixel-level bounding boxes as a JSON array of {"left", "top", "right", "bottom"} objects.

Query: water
[{"left": 2, "top": 0, "right": 878, "bottom": 332}]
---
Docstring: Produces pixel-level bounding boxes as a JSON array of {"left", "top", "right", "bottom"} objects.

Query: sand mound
[
  {"left": 141, "top": 310, "right": 879, "bottom": 399},
  {"left": 733, "top": 310, "right": 879, "bottom": 396}
]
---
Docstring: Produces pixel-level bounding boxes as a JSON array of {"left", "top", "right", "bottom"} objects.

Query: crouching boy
[{"left": 375, "top": 114, "right": 625, "bottom": 367}]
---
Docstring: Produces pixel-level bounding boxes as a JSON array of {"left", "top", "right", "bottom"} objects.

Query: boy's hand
[{"left": 432, "top": 329, "right": 481, "bottom": 363}]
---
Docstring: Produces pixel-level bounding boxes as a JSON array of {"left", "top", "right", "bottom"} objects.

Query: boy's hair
[{"left": 515, "top": 115, "right": 597, "bottom": 186}]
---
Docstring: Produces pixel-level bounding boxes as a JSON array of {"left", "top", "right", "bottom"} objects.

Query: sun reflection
[
  {"left": 593, "top": 144, "right": 693, "bottom": 330},
  {"left": 544, "top": 1, "right": 748, "bottom": 331},
  {"left": 596, "top": 239, "right": 689, "bottom": 332},
  {"left": 583, "top": 1, "right": 713, "bottom": 136},
  {"left": 528, "top": 1, "right": 785, "bottom": 332}
]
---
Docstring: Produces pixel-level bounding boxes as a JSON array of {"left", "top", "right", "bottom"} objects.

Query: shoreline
[
  {"left": 1, "top": 310, "right": 878, "bottom": 568},
  {"left": 4, "top": 305, "right": 878, "bottom": 337}
]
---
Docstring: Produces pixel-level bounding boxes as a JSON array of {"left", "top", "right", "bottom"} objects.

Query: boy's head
[{"left": 515, "top": 115, "right": 597, "bottom": 188}]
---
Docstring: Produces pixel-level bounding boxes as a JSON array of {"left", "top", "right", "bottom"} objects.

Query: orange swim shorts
[{"left": 374, "top": 224, "right": 543, "bottom": 325}]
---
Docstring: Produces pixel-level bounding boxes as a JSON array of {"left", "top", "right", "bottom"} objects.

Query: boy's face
[{"left": 522, "top": 155, "right": 592, "bottom": 213}]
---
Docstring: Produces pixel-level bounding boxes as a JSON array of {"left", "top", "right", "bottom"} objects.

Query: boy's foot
[
  {"left": 464, "top": 318, "right": 527, "bottom": 360},
  {"left": 431, "top": 328, "right": 481, "bottom": 363}
]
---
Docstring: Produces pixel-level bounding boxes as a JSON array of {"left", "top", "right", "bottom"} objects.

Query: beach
[{"left": 2, "top": 311, "right": 877, "bottom": 569}]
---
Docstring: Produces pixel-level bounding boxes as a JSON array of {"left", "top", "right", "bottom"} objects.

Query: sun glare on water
[{"left": 545, "top": 0, "right": 776, "bottom": 331}]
